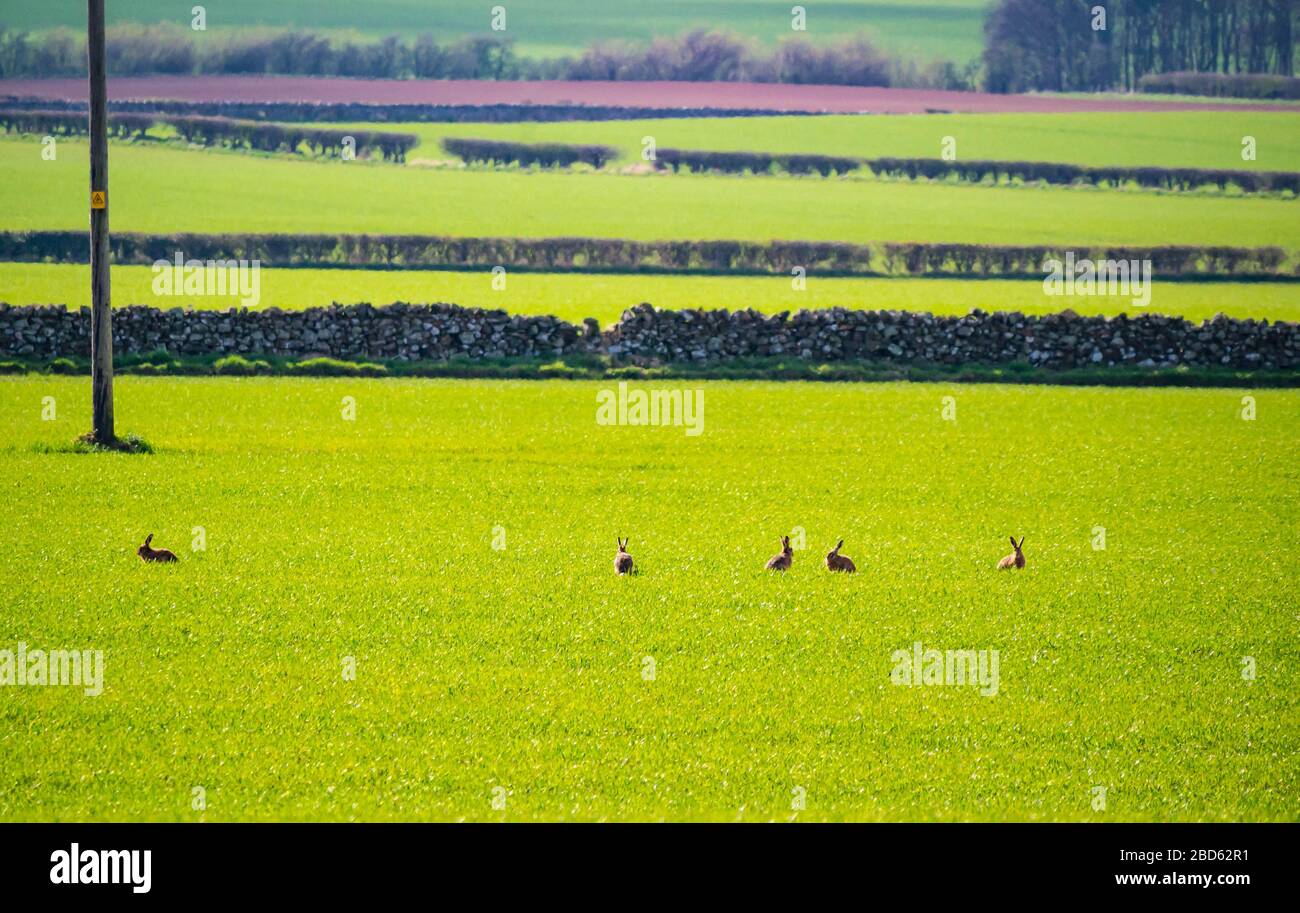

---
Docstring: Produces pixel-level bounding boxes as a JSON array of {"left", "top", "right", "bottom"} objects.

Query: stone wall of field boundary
[
  {"left": 2, "top": 302, "right": 1297, "bottom": 371},
  {"left": 0, "top": 303, "right": 594, "bottom": 362}
]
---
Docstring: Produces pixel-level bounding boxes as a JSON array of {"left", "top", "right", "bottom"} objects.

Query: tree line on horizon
[
  {"left": 0, "top": 24, "right": 973, "bottom": 90},
  {"left": 0, "top": 1, "right": 1295, "bottom": 94},
  {"left": 984, "top": 0, "right": 1296, "bottom": 93}
]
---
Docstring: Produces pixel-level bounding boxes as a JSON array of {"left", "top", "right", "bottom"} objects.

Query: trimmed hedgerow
[
  {"left": 0, "top": 109, "right": 417, "bottom": 162},
  {"left": 655, "top": 148, "right": 860, "bottom": 176},
  {"left": 645, "top": 145, "right": 1298, "bottom": 195},
  {"left": 0, "top": 230, "right": 1292, "bottom": 280},
  {"left": 0, "top": 97, "right": 800, "bottom": 124},
  {"left": 165, "top": 115, "right": 417, "bottom": 161},
  {"left": 0, "top": 108, "right": 155, "bottom": 139},
  {"left": 864, "top": 157, "right": 1300, "bottom": 195},
  {"left": 442, "top": 137, "right": 618, "bottom": 169}
]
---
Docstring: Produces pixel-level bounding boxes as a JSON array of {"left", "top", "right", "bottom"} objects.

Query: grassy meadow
[
  {"left": 3, "top": 138, "right": 1298, "bottom": 248},
  {"left": 4, "top": 264, "right": 1299, "bottom": 326},
  {"left": 1, "top": 376, "right": 1296, "bottom": 821}
]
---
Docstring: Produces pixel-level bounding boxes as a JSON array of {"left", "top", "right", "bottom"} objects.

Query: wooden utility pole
[{"left": 87, "top": 0, "right": 114, "bottom": 444}]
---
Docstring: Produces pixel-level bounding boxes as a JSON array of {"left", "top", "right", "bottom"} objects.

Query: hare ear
[
  {"left": 1009, "top": 536, "right": 1016, "bottom": 547},
  {"left": 623, "top": 538, "right": 629, "bottom": 549},
  {"left": 836, "top": 539, "right": 844, "bottom": 550},
  {"left": 1018, "top": 537, "right": 1025, "bottom": 549},
  {"left": 145, "top": 534, "right": 153, "bottom": 546}
]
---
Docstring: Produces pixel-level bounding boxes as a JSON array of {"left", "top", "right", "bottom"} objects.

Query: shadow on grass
[
  {"left": 30, "top": 433, "right": 155, "bottom": 455},
  {"left": 4, "top": 351, "right": 1297, "bottom": 388}
]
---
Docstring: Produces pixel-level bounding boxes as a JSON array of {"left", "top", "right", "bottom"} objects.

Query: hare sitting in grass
[
  {"left": 765, "top": 535, "right": 793, "bottom": 572},
  {"left": 825, "top": 539, "right": 856, "bottom": 573},
  {"left": 997, "top": 536, "right": 1025, "bottom": 570},
  {"left": 137, "top": 533, "right": 179, "bottom": 564},
  {"left": 614, "top": 537, "right": 635, "bottom": 576}
]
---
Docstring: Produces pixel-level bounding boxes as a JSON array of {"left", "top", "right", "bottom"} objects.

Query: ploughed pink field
[{"left": 0, "top": 76, "right": 1289, "bottom": 114}]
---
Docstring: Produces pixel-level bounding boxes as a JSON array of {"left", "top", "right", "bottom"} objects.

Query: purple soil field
[{"left": 1, "top": 76, "right": 1292, "bottom": 114}]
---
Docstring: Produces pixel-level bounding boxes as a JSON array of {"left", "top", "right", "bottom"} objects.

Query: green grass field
[
  {"left": 390, "top": 111, "right": 1300, "bottom": 174},
  {"left": 5, "top": 264, "right": 1299, "bottom": 326},
  {"left": 4, "top": 139, "right": 1298, "bottom": 248},
  {"left": 1, "top": 376, "right": 1296, "bottom": 820},
  {"left": 5, "top": 0, "right": 988, "bottom": 61}
]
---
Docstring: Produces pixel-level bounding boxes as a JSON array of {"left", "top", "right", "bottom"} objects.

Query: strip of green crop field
[
  {"left": 3, "top": 139, "right": 1296, "bottom": 248},
  {"left": 371, "top": 111, "right": 1300, "bottom": 172},
  {"left": 5, "top": 264, "right": 1297, "bottom": 326}
]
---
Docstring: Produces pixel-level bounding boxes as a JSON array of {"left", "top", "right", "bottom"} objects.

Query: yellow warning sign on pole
[{"left": 91, "top": 191, "right": 106, "bottom": 209}]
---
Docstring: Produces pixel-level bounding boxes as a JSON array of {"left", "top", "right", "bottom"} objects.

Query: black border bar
[{"left": 0, "top": 822, "right": 1284, "bottom": 899}]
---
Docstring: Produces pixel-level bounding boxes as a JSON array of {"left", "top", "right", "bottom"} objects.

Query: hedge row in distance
[
  {"left": 1, "top": 230, "right": 1292, "bottom": 280},
  {"left": 0, "top": 96, "right": 807, "bottom": 124},
  {"left": 164, "top": 114, "right": 417, "bottom": 161},
  {"left": 655, "top": 148, "right": 861, "bottom": 176},
  {"left": 442, "top": 137, "right": 617, "bottom": 168},
  {"left": 865, "top": 157, "right": 1300, "bottom": 196},
  {"left": 647, "top": 146, "right": 1300, "bottom": 195},
  {"left": 0, "top": 109, "right": 418, "bottom": 162},
  {"left": 0, "top": 108, "right": 155, "bottom": 139}
]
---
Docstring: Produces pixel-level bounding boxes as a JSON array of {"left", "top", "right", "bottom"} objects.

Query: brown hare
[
  {"left": 825, "top": 539, "right": 856, "bottom": 573},
  {"left": 997, "top": 536, "right": 1025, "bottom": 570},
  {"left": 765, "top": 535, "right": 793, "bottom": 572},
  {"left": 614, "top": 537, "right": 635, "bottom": 575},
  {"left": 137, "top": 533, "right": 179, "bottom": 564}
]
